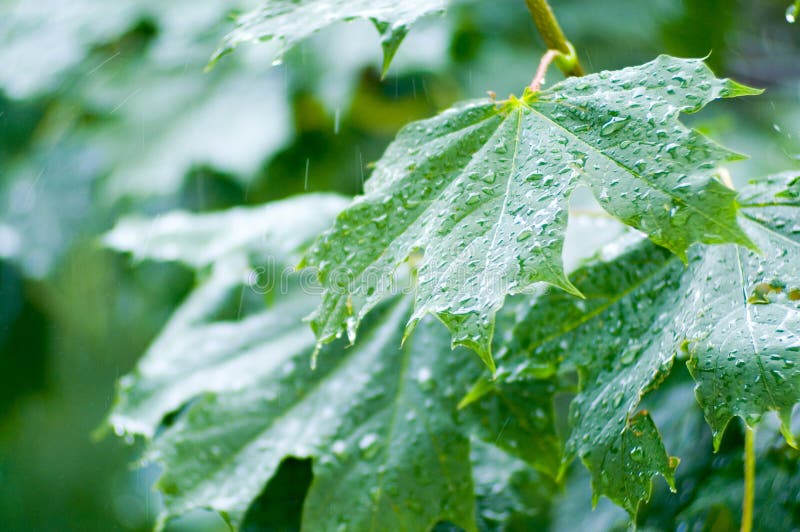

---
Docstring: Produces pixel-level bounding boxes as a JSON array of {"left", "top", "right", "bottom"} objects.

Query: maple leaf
[
  {"left": 212, "top": 0, "right": 447, "bottom": 75},
  {"left": 105, "top": 194, "right": 560, "bottom": 529},
  {"left": 494, "top": 172, "right": 800, "bottom": 514},
  {"left": 301, "top": 56, "right": 759, "bottom": 370}
]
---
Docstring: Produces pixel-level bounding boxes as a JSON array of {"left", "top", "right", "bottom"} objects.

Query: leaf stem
[
  {"left": 741, "top": 425, "right": 756, "bottom": 532},
  {"left": 524, "top": 0, "right": 584, "bottom": 77},
  {"left": 529, "top": 49, "right": 560, "bottom": 91}
]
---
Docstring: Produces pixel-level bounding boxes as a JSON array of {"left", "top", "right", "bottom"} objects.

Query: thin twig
[{"left": 530, "top": 49, "right": 560, "bottom": 91}]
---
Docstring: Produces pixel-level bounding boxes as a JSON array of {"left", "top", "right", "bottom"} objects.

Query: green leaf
[
  {"left": 740, "top": 170, "right": 800, "bottom": 205},
  {"left": 0, "top": 0, "right": 242, "bottom": 98},
  {"left": 498, "top": 173, "right": 800, "bottom": 514},
  {"left": 460, "top": 378, "right": 561, "bottom": 479},
  {"left": 637, "top": 374, "right": 800, "bottom": 531},
  {"left": 107, "top": 195, "right": 562, "bottom": 530},
  {"left": 687, "top": 174, "right": 800, "bottom": 447},
  {"left": 82, "top": 49, "right": 292, "bottom": 200},
  {"left": 105, "top": 193, "right": 346, "bottom": 436},
  {"left": 580, "top": 411, "right": 678, "bottom": 516},
  {"left": 109, "top": 261, "right": 321, "bottom": 438},
  {"left": 2, "top": 0, "right": 298, "bottom": 201},
  {"left": 500, "top": 234, "right": 683, "bottom": 516},
  {"left": 104, "top": 193, "right": 349, "bottom": 268},
  {"left": 146, "top": 295, "right": 481, "bottom": 530},
  {"left": 676, "top": 434, "right": 800, "bottom": 531},
  {"left": 468, "top": 440, "right": 557, "bottom": 531},
  {"left": 302, "top": 55, "right": 757, "bottom": 370},
  {"left": 212, "top": 0, "right": 447, "bottom": 76},
  {"left": 95, "top": 66, "right": 291, "bottom": 201},
  {"left": 0, "top": 0, "right": 138, "bottom": 97},
  {"left": 118, "top": 283, "right": 562, "bottom": 529},
  {"left": 554, "top": 374, "right": 800, "bottom": 530}
]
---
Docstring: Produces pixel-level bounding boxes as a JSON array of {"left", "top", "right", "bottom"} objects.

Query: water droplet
[
  {"left": 359, "top": 433, "right": 381, "bottom": 458},
  {"left": 630, "top": 446, "right": 644, "bottom": 462},
  {"left": 600, "top": 116, "right": 629, "bottom": 137},
  {"left": 787, "top": 2, "right": 798, "bottom": 23},
  {"left": 331, "top": 440, "right": 347, "bottom": 457},
  {"left": 416, "top": 367, "right": 435, "bottom": 390},
  {"left": 516, "top": 230, "right": 533, "bottom": 242},
  {"left": 612, "top": 392, "right": 624, "bottom": 408}
]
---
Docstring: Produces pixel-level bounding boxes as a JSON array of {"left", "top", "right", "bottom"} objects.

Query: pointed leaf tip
[
  {"left": 779, "top": 409, "right": 798, "bottom": 449},
  {"left": 375, "top": 22, "right": 409, "bottom": 79},
  {"left": 457, "top": 378, "right": 496, "bottom": 410},
  {"left": 721, "top": 78, "right": 764, "bottom": 98},
  {"left": 454, "top": 337, "right": 496, "bottom": 376}
]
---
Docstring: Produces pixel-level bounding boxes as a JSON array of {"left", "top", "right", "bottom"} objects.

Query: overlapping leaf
[
  {"left": 104, "top": 193, "right": 348, "bottom": 270},
  {"left": 106, "top": 194, "right": 562, "bottom": 529},
  {"left": 89, "top": 58, "right": 291, "bottom": 200},
  {"left": 689, "top": 171, "right": 800, "bottom": 445},
  {"left": 212, "top": 0, "right": 447, "bottom": 75},
  {"left": 105, "top": 193, "right": 348, "bottom": 435},
  {"left": 301, "top": 56, "right": 758, "bottom": 370},
  {"left": 493, "top": 235, "right": 682, "bottom": 515},
  {"left": 636, "top": 377, "right": 800, "bottom": 531},
  {"left": 144, "top": 293, "right": 482, "bottom": 530},
  {"left": 120, "top": 288, "right": 558, "bottom": 530},
  {"left": 118, "top": 286, "right": 557, "bottom": 530},
  {"left": 496, "top": 173, "right": 800, "bottom": 514},
  {"left": 553, "top": 376, "right": 800, "bottom": 531},
  {"left": 1, "top": 0, "right": 295, "bottom": 204},
  {"left": 0, "top": 0, "right": 139, "bottom": 98},
  {"left": 468, "top": 440, "right": 557, "bottom": 531},
  {"left": 0, "top": 0, "right": 300, "bottom": 279},
  {"left": 676, "top": 436, "right": 800, "bottom": 531}
]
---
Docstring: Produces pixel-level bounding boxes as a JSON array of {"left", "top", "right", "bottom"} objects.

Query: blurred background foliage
[{"left": 0, "top": 0, "right": 798, "bottom": 530}]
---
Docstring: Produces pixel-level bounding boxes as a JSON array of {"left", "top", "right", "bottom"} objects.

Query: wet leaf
[
  {"left": 637, "top": 377, "right": 800, "bottom": 531},
  {"left": 689, "top": 171, "right": 800, "bottom": 446},
  {"left": 468, "top": 440, "right": 557, "bottom": 531},
  {"left": 106, "top": 195, "right": 560, "bottom": 530},
  {"left": 146, "top": 295, "right": 481, "bottom": 530},
  {"left": 212, "top": 0, "right": 447, "bottom": 75},
  {"left": 118, "top": 287, "right": 558, "bottom": 530},
  {"left": 302, "top": 56, "right": 758, "bottom": 370},
  {"left": 498, "top": 173, "right": 800, "bottom": 515},
  {"left": 104, "top": 193, "right": 348, "bottom": 269}
]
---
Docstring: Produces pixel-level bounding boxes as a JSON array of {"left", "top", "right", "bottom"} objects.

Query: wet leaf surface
[
  {"left": 498, "top": 173, "right": 800, "bottom": 515},
  {"left": 303, "top": 56, "right": 757, "bottom": 370},
  {"left": 213, "top": 0, "right": 447, "bottom": 75}
]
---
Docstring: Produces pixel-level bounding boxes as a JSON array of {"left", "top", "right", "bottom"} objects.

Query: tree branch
[{"left": 524, "top": 0, "right": 584, "bottom": 77}]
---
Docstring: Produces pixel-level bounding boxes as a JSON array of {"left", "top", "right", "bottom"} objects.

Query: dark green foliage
[{"left": 2, "top": 1, "right": 800, "bottom": 531}]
